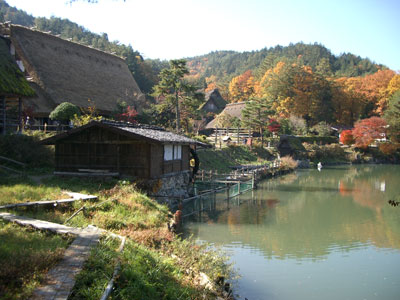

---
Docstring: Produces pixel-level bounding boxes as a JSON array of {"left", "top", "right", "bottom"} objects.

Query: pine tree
[{"left": 241, "top": 97, "right": 273, "bottom": 145}]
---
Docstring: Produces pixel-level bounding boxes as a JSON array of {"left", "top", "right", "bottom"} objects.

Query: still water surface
[{"left": 185, "top": 165, "right": 400, "bottom": 300}]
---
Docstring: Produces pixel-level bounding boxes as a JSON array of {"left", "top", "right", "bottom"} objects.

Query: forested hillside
[{"left": 186, "top": 43, "right": 385, "bottom": 85}]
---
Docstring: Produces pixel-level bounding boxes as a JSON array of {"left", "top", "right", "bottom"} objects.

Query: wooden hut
[
  {"left": 0, "top": 36, "right": 35, "bottom": 134},
  {"left": 0, "top": 23, "right": 145, "bottom": 124},
  {"left": 40, "top": 120, "right": 205, "bottom": 179}
]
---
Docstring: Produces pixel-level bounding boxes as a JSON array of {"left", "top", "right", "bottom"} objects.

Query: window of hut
[
  {"left": 174, "top": 145, "right": 182, "bottom": 160},
  {"left": 164, "top": 144, "right": 173, "bottom": 161}
]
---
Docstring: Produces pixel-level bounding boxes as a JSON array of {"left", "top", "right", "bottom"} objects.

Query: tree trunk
[{"left": 175, "top": 90, "right": 180, "bottom": 132}]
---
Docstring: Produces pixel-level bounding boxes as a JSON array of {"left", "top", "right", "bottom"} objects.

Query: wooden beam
[
  {"left": 18, "top": 97, "right": 22, "bottom": 133},
  {"left": 1, "top": 97, "right": 5, "bottom": 135}
]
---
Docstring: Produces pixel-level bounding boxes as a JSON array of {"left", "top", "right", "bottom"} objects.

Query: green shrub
[
  {"left": 0, "top": 133, "right": 54, "bottom": 168},
  {"left": 298, "top": 136, "right": 338, "bottom": 144},
  {"left": 303, "top": 143, "right": 347, "bottom": 162},
  {"left": 49, "top": 102, "right": 81, "bottom": 122}
]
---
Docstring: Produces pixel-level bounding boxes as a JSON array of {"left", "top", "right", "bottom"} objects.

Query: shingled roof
[
  {"left": 3, "top": 24, "right": 145, "bottom": 114},
  {"left": 41, "top": 120, "right": 209, "bottom": 147},
  {"left": 0, "top": 37, "right": 35, "bottom": 97}
]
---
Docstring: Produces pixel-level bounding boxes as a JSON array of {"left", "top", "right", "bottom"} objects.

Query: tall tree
[
  {"left": 384, "top": 90, "right": 400, "bottom": 142},
  {"left": 241, "top": 96, "right": 273, "bottom": 145},
  {"left": 228, "top": 70, "right": 256, "bottom": 103},
  {"left": 151, "top": 59, "right": 201, "bottom": 132},
  {"left": 352, "top": 117, "right": 387, "bottom": 149}
]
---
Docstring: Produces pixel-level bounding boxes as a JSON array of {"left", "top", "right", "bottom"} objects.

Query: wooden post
[
  {"left": 237, "top": 127, "right": 240, "bottom": 144},
  {"left": 201, "top": 169, "right": 204, "bottom": 181},
  {"left": 18, "top": 97, "right": 22, "bottom": 133},
  {"left": 214, "top": 128, "right": 218, "bottom": 149},
  {"left": 238, "top": 182, "right": 241, "bottom": 194},
  {"left": 226, "top": 184, "right": 230, "bottom": 200},
  {"left": 252, "top": 171, "right": 255, "bottom": 189},
  {"left": 1, "top": 97, "right": 5, "bottom": 135}
]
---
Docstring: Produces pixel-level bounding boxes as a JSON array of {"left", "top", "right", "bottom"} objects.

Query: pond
[{"left": 185, "top": 165, "right": 400, "bottom": 300}]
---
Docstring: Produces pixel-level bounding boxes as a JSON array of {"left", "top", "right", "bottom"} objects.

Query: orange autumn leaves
[{"left": 216, "top": 61, "right": 399, "bottom": 126}]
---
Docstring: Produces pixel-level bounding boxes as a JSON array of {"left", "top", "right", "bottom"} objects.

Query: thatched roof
[
  {"left": 199, "top": 89, "right": 227, "bottom": 112},
  {"left": 205, "top": 102, "right": 246, "bottom": 129},
  {"left": 41, "top": 120, "right": 209, "bottom": 147},
  {"left": 4, "top": 24, "right": 145, "bottom": 114},
  {"left": 0, "top": 37, "right": 35, "bottom": 97}
]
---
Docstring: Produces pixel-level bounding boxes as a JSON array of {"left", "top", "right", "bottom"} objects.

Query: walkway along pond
[
  {"left": 168, "top": 159, "right": 284, "bottom": 219},
  {"left": 183, "top": 164, "right": 400, "bottom": 300}
]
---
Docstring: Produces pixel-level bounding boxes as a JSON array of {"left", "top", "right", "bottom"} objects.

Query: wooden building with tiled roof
[{"left": 41, "top": 120, "right": 207, "bottom": 179}]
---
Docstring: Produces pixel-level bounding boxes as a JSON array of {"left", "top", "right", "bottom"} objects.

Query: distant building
[
  {"left": 205, "top": 102, "right": 246, "bottom": 129},
  {"left": 0, "top": 23, "right": 145, "bottom": 126},
  {"left": 199, "top": 89, "right": 227, "bottom": 114}
]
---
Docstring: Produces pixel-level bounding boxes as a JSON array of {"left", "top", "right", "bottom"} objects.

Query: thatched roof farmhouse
[
  {"left": 0, "top": 35, "right": 35, "bottom": 134},
  {"left": 199, "top": 89, "right": 227, "bottom": 114},
  {"left": 0, "top": 23, "right": 145, "bottom": 120},
  {"left": 205, "top": 102, "right": 246, "bottom": 129}
]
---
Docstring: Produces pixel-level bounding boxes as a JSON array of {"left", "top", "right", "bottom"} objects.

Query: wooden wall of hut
[
  {"left": 54, "top": 126, "right": 149, "bottom": 177},
  {"left": 54, "top": 126, "right": 191, "bottom": 179}
]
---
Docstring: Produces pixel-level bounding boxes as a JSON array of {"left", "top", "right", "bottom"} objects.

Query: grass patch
[
  {"left": 70, "top": 236, "right": 233, "bottom": 300},
  {"left": 69, "top": 236, "right": 120, "bottom": 300},
  {"left": 3, "top": 178, "right": 234, "bottom": 299},
  {"left": 0, "top": 176, "right": 65, "bottom": 206},
  {"left": 6, "top": 180, "right": 169, "bottom": 232},
  {"left": 113, "top": 237, "right": 233, "bottom": 300},
  {"left": 0, "top": 219, "right": 72, "bottom": 299},
  {"left": 197, "top": 145, "right": 275, "bottom": 172}
]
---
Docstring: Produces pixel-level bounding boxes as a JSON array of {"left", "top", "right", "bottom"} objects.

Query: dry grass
[{"left": 279, "top": 156, "right": 298, "bottom": 170}]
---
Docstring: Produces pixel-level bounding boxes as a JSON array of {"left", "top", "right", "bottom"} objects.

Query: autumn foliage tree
[
  {"left": 339, "top": 130, "right": 354, "bottom": 145},
  {"left": 116, "top": 106, "right": 138, "bottom": 123},
  {"left": 257, "top": 61, "right": 333, "bottom": 125},
  {"left": 267, "top": 118, "right": 281, "bottom": 134},
  {"left": 228, "top": 70, "right": 256, "bottom": 103},
  {"left": 352, "top": 117, "right": 387, "bottom": 149}
]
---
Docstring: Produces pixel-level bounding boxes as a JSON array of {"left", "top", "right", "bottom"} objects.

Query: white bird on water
[{"left": 317, "top": 162, "right": 322, "bottom": 171}]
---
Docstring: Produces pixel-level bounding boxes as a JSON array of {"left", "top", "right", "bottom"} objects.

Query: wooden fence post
[{"left": 214, "top": 128, "right": 218, "bottom": 149}]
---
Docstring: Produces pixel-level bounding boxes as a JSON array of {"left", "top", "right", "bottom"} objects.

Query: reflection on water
[{"left": 185, "top": 165, "right": 400, "bottom": 300}]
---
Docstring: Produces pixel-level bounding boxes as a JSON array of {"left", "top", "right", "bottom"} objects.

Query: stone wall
[{"left": 147, "top": 171, "right": 192, "bottom": 199}]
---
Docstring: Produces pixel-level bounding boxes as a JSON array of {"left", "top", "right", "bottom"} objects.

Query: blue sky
[{"left": 5, "top": 0, "right": 400, "bottom": 71}]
